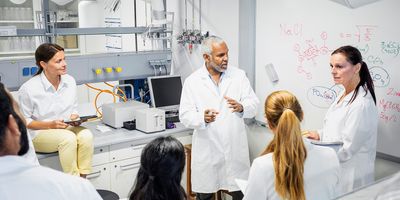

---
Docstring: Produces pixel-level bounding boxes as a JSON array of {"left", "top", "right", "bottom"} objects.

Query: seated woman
[
  {"left": 244, "top": 90, "right": 340, "bottom": 200},
  {"left": 18, "top": 43, "right": 94, "bottom": 177},
  {"left": 129, "top": 136, "right": 186, "bottom": 200}
]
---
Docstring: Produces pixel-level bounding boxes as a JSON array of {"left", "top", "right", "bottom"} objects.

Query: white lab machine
[
  {"left": 135, "top": 108, "right": 165, "bottom": 133},
  {"left": 102, "top": 100, "right": 149, "bottom": 128}
]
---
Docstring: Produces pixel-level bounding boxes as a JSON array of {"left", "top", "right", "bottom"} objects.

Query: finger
[
  {"left": 226, "top": 99, "right": 236, "bottom": 104},
  {"left": 224, "top": 96, "right": 233, "bottom": 101}
]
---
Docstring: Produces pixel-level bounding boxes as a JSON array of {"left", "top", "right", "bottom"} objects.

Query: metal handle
[
  {"left": 113, "top": 83, "right": 134, "bottom": 100},
  {"left": 87, "top": 170, "right": 102, "bottom": 179},
  {"left": 131, "top": 144, "right": 145, "bottom": 150},
  {"left": 120, "top": 163, "right": 140, "bottom": 171}
]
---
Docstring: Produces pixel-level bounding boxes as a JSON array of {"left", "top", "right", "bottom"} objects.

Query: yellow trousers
[{"left": 33, "top": 126, "right": 94, "bottom": 176}]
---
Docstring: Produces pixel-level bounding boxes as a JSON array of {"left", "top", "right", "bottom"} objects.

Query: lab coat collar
[
  {"left": 338, "top": 87, "right": 369, "bottom": 104},
  {"left": 199, "top": 63, "right": 233, "bottom": 97},
  {"left": 40, "top": 72, "right": 68, "bottom": 92},
  {"left": 199, "top": 63, "right": 233, "bottom": 79},
  {"left": 0, "top": 155, "right": 33, "bottom": 175}
]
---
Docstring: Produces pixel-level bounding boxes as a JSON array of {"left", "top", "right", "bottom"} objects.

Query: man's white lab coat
[
  {"left": 320, "top": 88, "right": 378, "bottom": 194},
  {"left": 179, "top": 64, "right": 259, "bottom": 193}
]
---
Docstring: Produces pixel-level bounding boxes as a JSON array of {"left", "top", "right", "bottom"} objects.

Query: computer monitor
[{"left": 147, "top": 75, "right": 183, "bottom": 111}]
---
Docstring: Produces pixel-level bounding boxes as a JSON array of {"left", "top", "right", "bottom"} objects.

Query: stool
[
  {"left": 184, "top": 144, "right": 196, "bottom": 200},
  {"left": 97, "top": 189, "right": 119, "bottom": 200}
]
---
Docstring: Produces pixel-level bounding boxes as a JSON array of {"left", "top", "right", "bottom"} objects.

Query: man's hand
[
  {"left": 204, "top": 109, "right": 219, "bottom": 123},
  {"left": 224, "top": 96, "right": 243, "bottom": 113}
]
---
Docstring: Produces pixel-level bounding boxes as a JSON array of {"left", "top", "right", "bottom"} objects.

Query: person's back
[
  {"left": 245, "top": 140, "right": 340, "bottom": 200},
  {"left": 0, "top": 155, "right": 101, "bottom": 200},
  {"left": 244, "top": 90, "right": 340, "bottom": 200},
  {"left": 303, "top": 141, "right": 340, "bottom": 199}
]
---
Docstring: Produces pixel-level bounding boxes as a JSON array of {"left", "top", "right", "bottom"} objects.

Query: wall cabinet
[{"left": 0, "top": 0, "right": 79, "bottom": 57}]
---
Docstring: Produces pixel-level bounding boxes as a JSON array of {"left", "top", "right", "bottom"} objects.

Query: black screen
[{"left": 150, "top": 76, "right": 183, "bottom": 108}]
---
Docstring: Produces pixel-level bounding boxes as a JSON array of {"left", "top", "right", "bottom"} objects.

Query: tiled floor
[{"left": 375, "top": 157, "right": 400, "bottom": 181}]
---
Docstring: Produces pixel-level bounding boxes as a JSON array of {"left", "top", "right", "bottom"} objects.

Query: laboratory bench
[
  {"left": 37, "top": 120, "right": 193, "bottom": 199},
  {"left": 337, "top": 171, "right": 400, "bottom": 199}
]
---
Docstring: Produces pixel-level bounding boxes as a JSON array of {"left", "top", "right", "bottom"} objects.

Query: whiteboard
[{"left": 255, "top": 0, "right": 400, "bottom": 157}]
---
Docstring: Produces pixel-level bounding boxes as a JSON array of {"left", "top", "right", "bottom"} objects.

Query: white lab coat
[
  {"left": 319, "top": 88, "right": 378, "bottom": 194},
  {"left": 244, "top": 140, "right": 340, "bottom": 200},
  {"left": 0, "top": 156, "right": 102, "bottom": 200},
  {"left": 179, "top": 64, "right": 259, "bottom": 193}
]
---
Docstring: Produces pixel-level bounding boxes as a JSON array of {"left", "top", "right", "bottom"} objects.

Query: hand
[
  {"left": 68, "top": 114, "right": 82, "bottom": 126},
  {"left": 304, "top": 130, "right": 320, "bottom": 140},
  {"left": 224, "top": 96, "right": 243, "bottom": 113},
  {"left": 70, "top": 114, "right": 79, "bottom": 120},
  {"left": 49, "top": 120, "right": 68, "bottom": 129},
  {"left": 204, "top": 109, "right": 219, "bottom": 123}
]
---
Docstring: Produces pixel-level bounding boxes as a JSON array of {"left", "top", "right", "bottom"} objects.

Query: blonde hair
[{"left": 262, "top": 90, "right": 307, "bottom": 200}]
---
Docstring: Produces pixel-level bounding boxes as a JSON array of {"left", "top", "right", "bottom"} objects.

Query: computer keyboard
[{"left": 166, "top": 115, "right": 180, "bottom": 123}]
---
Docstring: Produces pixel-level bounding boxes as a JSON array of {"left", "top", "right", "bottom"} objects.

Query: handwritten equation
[
  {"left": 381, "top": 41, "right": 400, "bottom": 57},
  {"left": 387, "top": 88, "right": 400, "bottom": 97},
  {"left": 379, "top": 98, "right": 400, "bottom": 124},
  {"left": 307, "top": 86, "right": 337, "bottom": 108},
  {"left": 339, "top": 25, "right": 377, "bottom": 43},
  {"left": 369, "top": 66, "right": 390, "bottom": 87},
  {"left": 280, "top": 23, "right": 303, "bottom": 37},
  {"left": 293, "top": 32, "right": 330, "bottom": 80}
]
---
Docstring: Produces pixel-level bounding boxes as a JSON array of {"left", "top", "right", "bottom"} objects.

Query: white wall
[{"left": 169, "top": 0, "right": 240, "bottom": 81}]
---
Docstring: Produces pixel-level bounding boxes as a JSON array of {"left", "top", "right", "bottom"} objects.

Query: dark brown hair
[
  {"left": 331, "top": 45, "right": 376, "bottom": 104},
  {"left": 34, "top": 43, "right": 64, "bottom": 75}
]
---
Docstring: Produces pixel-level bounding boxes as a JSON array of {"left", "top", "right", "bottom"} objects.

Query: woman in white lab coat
[
  {"left": 307, "top": 45, "right": 378, "bottom": 194},
  {"left": 244, "top": 90, "right": 340, "bottom": 200}
]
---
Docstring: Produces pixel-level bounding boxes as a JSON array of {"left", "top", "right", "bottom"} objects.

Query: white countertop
[{"left": 37, "top": 121, "right": 192, "bottom": 159}]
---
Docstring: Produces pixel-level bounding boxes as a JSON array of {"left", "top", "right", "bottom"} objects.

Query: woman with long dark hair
[
  {"left": 244, "top": 91, "right": 340, "bottom": 200},
  {"left": 306, "top": 45, "right": 378, "bottom": 193},
  {"left": 129, "top": 136, "right": 186, "bottom": 200}
]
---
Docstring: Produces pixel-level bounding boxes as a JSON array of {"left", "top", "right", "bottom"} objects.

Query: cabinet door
[
  {"left": 87, "top": 164, "right": 111, "bottom": 190},
  {"left": 176, "top": 134, "right": 192, "bottom": 145},
  {"left": 110, "top": 157, "right": 141, "bottom": 199},
  {"left": 109, "top": 142, "right": 145, "bottom": 162},
  {"left": 92, "top": 146, "right": 110, "bottom": 166},
  {"left": 38, "top": 154, "right": 62, "bottom": 172}
]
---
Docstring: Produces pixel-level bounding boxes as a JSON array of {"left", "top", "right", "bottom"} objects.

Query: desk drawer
[
  {"left": 110, "top": 142, "right": 145, "bottom": 161},
  {"left": 93, "top": 146, "right": 110, "bottom": 166}
]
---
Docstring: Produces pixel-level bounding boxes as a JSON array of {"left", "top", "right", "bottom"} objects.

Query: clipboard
[{"left": 310, "top": 140, "right": 343, "bottom": 146}]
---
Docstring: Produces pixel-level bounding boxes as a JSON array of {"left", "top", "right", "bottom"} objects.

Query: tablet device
[{"left": 64, "top": 115, "right": 98, "bottom": 125}]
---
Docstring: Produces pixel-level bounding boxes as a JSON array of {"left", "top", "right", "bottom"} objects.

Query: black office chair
[{"left": 97, "top": 189, "right": 119, "bottom": 200}]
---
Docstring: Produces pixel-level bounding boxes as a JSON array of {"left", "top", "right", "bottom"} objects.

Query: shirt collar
[
  {"left": 200, "top": 63, "right": 229, "bottom": 79},
  {"left": 40, "top": 72, "right": 67, "bottom": 91}
]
